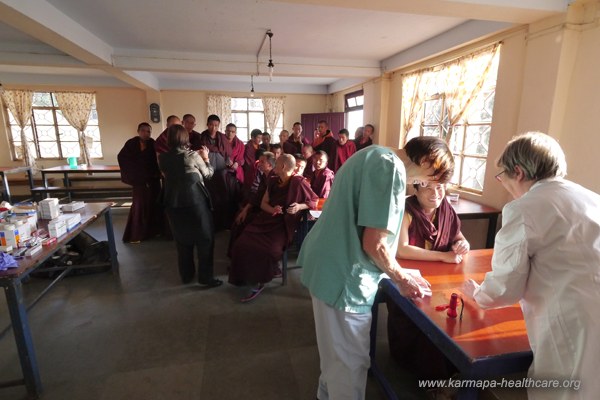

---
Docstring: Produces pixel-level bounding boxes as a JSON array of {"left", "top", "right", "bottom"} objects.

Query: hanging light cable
[
  {"left": 266, "top": 30, "right": 274, "bottom": 81},
  {"left": 250, "top": 75, "right": 255, "bottom": 97}
]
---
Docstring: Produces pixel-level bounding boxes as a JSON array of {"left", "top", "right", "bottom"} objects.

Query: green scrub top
[{"left": 299, "top": 145, "right": 406, "bottom": 313}]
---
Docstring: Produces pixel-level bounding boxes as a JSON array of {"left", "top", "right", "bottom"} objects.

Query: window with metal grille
[
  {"left": 230, "top": 98, "right": 283, "bottom": 142},
  {"left": 3, "top": 92, "right": 102, "bottom": 160}
]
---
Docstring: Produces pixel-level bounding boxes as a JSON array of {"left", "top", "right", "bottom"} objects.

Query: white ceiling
[{"left": 0, "top": 0, "right": 570, "bottom": 94}]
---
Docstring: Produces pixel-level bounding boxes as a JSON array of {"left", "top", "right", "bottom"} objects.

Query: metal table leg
[
  {"left": 104, "top": 208, "right": 119, "bottom": 273},
  {"left": 4, "top": 280, "right": 42, "bottom": 398}
]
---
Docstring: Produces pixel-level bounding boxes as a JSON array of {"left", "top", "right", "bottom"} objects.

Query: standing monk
[
  {"left": 313, "top": 120, "right": 337, "bottom": 171},
  {"left": 118, "top": 122, "right": 163, "bottom": 243},
  {"left": 199, "top": 114, "right": 234, "bottom": 230},
  {"left": 354, "top": 123, "right": 374, "bottom": 151},
  {"left": 243, "top": 129, "right": 262, "bottom": 189},
  {"left": 284, "top": 122, "right": 309, "bottom": 154},
  {"left": 334, "top": 128, "right": 356, "bottom": 172}
]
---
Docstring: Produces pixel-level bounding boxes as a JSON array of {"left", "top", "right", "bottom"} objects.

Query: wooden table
[
  {"left": 33, "top": 165, "right": 129, "bottom": 201},
  {"left": 370, "top": 249, "right": 532, "bottom": 400},
  {"left": 0, "top": 202, "right": 118, "bottom": 398},
  {"left": 450, "top": 198, "right": 500, "bottom": 248},
  {"left": 0, "top": 166, "right": 33, "bottom": 204}
]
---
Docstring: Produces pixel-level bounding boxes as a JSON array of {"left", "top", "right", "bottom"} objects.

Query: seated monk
[
  {"left": 310, "top": 150, "right": 335, "bottom": 199},
  {"left": 228, "top": 154, "right": 318, "bottom": 302},
  {"left": 387, "top": 181, "right": 470, "bottom": 380},
  {"left": 228, "top": 152, "right": 276, "bottom": 255}
]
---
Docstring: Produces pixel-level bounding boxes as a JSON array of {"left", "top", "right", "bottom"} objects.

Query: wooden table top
[
  {"left": 0, "top": 202, "right": 111, "bottom": 280},
  {"left": 449, "top": 197, "right": 500, "bottom": 217},
  {"left": 0, "top": 166, "right": 32, "bottom": 174},
  {"left": 395, "top": 249, "right": 531, "bottom": 359},
  {"left": 41, "top": 165, "right": 120, "bottom": 174}
]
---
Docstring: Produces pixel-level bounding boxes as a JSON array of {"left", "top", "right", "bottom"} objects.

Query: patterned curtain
[
  {"left": 444, "top": 43, "right": 501, "bottom": 143},
  {"left": 55, "top": 92, "right": 95, "bottom": 166},
  {"left": 401, "top": 70, "right": 431, "bottom": 146},
  {"left": 0, "top": 89, "right": 36, "bottom": 169},
  {"left": 207, "top": 95, "right": 232, "bottom": 125},
  {"left": 263, "top": 96, "right": 285, "bottom": 135}
]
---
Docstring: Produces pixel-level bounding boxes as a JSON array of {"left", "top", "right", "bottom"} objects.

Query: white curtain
[
  {"left": 401, "top": 70, "right": 430, "bottom": 146},
  {"left": 55, "top": 92, "right": 95, "bottom": 166},
  {"left": 0, "top": 89, "right": 36, "bottom": 169},
  {"left": 263, "top": 96, "right": 285, "bottom": 135},
  {"left": 443, "top": 43, "right": 501, "bottom": 143},
  {"left": 207, "top": 95, "right": 232, "bottom": 125}
]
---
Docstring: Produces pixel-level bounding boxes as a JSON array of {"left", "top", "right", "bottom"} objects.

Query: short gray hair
[{"left": 497, "top": 132, "right": 567, "bottom": 181}]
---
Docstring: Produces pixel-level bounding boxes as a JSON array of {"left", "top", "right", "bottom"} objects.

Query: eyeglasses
[{"left": 494, "top": 170, "right": 506, "bottom": 182}]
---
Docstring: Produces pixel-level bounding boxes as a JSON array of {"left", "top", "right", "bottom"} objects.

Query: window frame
[
  {"left": 230, "top": 97, "right": 283, "bottom": 142},
  {"left": 3, "top": 91, "right": 102, "bottom": 161},
  {"left": 344, "top": 90, "right": 364, "bottom": 139}
]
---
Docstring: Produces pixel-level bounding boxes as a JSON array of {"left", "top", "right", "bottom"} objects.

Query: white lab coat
[{"left": 474, "top": 178, "right": 600, "bottom": 400}]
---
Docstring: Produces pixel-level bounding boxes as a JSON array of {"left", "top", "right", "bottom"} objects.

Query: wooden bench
[{"left": 30, "top": 185, "right": 132, "bottom": 202}]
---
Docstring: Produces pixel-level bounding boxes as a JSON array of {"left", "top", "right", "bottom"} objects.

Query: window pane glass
[
  {"left": 460, "top": 157, "right": 486, "bottom": 191},
  {"left": 249, "top": 112, "right": 265, "bottom": 132},
  {"left": 237, "top": 127, "right": 248, "bottom": 142},
  {"left": 33, "top": 109, "right": 55, "bottom": 125},
  {"left": 7, "top": 110, "right": 17, "bottom": 124},
  {"left": 248, "top": 98, "right": 263, "bottom": 111},
  {"left": 449, "top": 125, "right": 464, "bottom": 153},
  {"left": 450, "top": 156, "right": 462, "bottom": 186},
  {"left": 39, "top": 141, "right": 60, "bottom": 158},
  {"left": 59, "top": 125, "right": 79, "bottom": 141},
  {"left": 356, "top": 95, "right": 364, "bottom": 106},
  {"left": 464, "top": 125, "right": 490, "bottom": 156},
  {"left": 88, "top": 108, "right": 99, "bottom": 125},
  {"left": 10, "top": 126, "right": 22, "bottom": 142},
  {"left": 232, "top": 112, "right": 248, "bottom": 128},
  {"left": 89, "top": 142, "right": 103, "bottom": 158},
  {"left": 346, "top": 110, "right": 363, "bottom": 139},
  {"left": 36, "top": 125, "right": 57, "bottom": 142},
  {"left": 84, "top": 126, "right": 101, "bottom": 142},
  {"left": 55, "top": 110, "right": 70, "bottom": 125},
  {"left": 32, "top": 92, "right": 52, "bottom": 107},
  {"left": 422, "top": 126, "right": 441, "bottom": 137},
  {"left": 423, "top": 99, "right": 442, "bottom": 124},
  {"left": 61, "top": 142, "right": 80, "bottom": 157},
  {"left": 347, "top": 98, "right": 356, "bottom": 108},
  {"left": 232, "top": 98, "right": 248, "bottom": 110}
]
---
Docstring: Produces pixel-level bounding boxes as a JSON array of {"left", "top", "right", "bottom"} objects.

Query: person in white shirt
[{"left": 463, "top": 132, "right": 600, "bottom": 400}]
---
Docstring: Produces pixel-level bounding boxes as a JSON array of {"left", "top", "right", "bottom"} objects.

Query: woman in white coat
[{"left": 463, "top": 132, "right": 600, "bottom": 400}]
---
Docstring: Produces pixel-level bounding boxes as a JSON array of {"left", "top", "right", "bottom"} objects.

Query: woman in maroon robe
[
  {"left": 229, "top": 154, "right": 318, "bottom": 302},
  {"left": 117, "top": 122, "right": 163, "bottom": 242}
]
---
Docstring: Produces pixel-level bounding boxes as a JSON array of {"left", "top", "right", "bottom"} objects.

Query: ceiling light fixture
[
  {"left": 250, "top": 75, "right": 255, "bottom": 97},
  {"left": 266, "top": 30, "right": 274, "bottom": 81}
]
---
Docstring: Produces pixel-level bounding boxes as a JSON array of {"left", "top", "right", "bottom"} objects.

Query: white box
[
  {"left": 0, "top": 224, "right": 20, "bottom": 247},
  {"left": 62, "top": 201, "right": 85, "bottom": 212}
]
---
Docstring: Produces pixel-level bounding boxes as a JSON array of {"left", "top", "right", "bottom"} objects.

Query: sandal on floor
[{"left": 241, "top": 284, "right": 265, "bottom": 303}]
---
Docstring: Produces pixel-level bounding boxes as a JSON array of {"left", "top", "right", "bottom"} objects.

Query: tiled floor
[{"left": 0, "top": 208, "right": 430, "bottom": 400}]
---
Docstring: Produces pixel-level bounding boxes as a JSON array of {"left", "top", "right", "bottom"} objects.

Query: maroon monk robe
[
  {"left": 310, "top": 167, "right": 335, "bottom": 199},
  {"left": 303, "top": 154, "right": 316, "bottom": 182},
  {"left": 228, "top": 175, "right": 318, "bottom": 286},
  {"left": 243, "top": 142, "right": 260, "bottom": 189},
  {"left": 117, "top": 137, "right": 163, "bottom": 242},
  {"left": 405, "top": 195, "right": 461, "bottom": 251},
  {"left": 314, "top": 134, "right": 338, "bottom": 171},
  {"left": 334, "top": 140, "right": 356, "bottom": 172},
  {"left": 387, "top": 194, "right": 462, "bottom": 380},
  {"left": 283, "top": 136, "right": 309, "bottom": 154},
  {"left": 154, "top": 128, "right": 169, "bottom": 154},
  {"left": 229, "top": 135, "right": 245, "bottom": 184},
  {"left": 200, "top": 129, "right": 235, "bottom": 230}
]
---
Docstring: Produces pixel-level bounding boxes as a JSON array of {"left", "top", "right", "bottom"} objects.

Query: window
[
  {"left": 230, "top": 98, "right": 283, "bottom": 141},
  {"left": 406, "top": 48, "right": 500, "bottom": 193},
  {"left": 4, "top": 92, "right": 102, "bottom": 160},
  {"left": 345, "top": 90, "right": 364, "bottom": 139}
]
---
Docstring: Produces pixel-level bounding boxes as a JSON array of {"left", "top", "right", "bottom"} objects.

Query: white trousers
[{"left": 312, "top": 296, "right": 372, "bottom": 400}]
